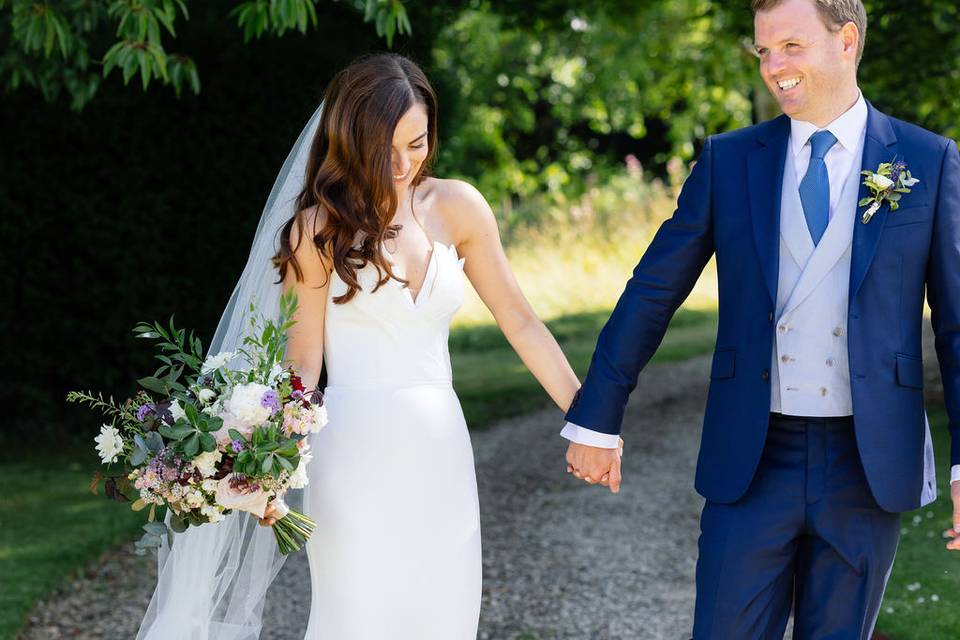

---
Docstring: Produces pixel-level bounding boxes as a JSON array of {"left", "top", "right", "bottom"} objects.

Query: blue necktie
[{"left": 799, "top": 130, "right": 838, "bottom": 246}]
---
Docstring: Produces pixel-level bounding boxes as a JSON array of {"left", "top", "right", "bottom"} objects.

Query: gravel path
[
  {"left": 20, "top": 326, "right": 942, "bottom": 639},
  {"left": 20, "top": 354, "right": 710, "bottom": 640}
]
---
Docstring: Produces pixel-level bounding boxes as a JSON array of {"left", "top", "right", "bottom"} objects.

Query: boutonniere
[{"left": 859, "top": 159, "right": 920, "bottom": 224}]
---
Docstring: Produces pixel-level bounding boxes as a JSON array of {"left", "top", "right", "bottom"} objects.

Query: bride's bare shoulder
[
  {"left": 286, "top": 205, "right": 333, "bottom": 275},
  {"left": 423, "top": 177, "right": 495, "bottom": 242}
]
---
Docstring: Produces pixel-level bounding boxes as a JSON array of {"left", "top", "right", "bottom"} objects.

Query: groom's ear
[{"left": 839, "top": 21, "right": 861, "bottom": 67}]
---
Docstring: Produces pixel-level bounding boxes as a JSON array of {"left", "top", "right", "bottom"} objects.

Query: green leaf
[
  {"left": 277, "top": 455, "right": 295, "bottom": 472},
  {"left": 199, "top": 432, "right": 216, "bottom": 451},
  {"left": 138, "top": 376, "right": 168, "bottom": 394},
  {"left": 184, "top": 401, "right": 199, "bottom": 425},
  {"left": 144, "top": 431, "right": 164, "bottom": 452},
  {"left": 184, "top": 432, "right": 200, "bottom": 457},
  {"left": 130, "top": 447, "right": 148, "bottom": 466}
]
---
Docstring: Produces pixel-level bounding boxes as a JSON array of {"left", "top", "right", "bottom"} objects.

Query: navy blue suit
[{"left": 565, "top": 103, "right": 960, "bottom": 637}]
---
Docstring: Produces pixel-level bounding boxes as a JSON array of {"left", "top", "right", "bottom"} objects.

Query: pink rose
[{"left": 215, "top": 473, "right": 270, "bottom": 518}]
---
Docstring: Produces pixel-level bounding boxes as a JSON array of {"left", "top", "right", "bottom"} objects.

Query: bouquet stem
[{"left": 271, "top": 508, "right": 317, "bottom": 555}]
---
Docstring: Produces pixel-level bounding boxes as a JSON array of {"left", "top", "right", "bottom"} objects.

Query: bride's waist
[{"left": 324, "top": 377, "right": 454, "bottom": 392}]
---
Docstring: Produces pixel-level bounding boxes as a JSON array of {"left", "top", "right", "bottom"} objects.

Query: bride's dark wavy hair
[{"left": 272, "top": 53, "right": 439, "bottom": 304}]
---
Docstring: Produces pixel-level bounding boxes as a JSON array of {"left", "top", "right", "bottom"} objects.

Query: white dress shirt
[{"left": 561, "top": 92, "right": 960, "bottom": 484}]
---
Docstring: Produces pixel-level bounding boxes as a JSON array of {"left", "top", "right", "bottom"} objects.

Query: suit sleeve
[
  {"left": 928, "top": 138, "right": 960, "bottom": 468},
  {"left": 563, "top": 137, "right": 717, "bottom": 435}
]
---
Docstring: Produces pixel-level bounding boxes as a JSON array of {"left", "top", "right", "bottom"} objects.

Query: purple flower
[
  {"left": 890, "top": 161, "right": 906, "bottom": 185},
  {"left": 231, "top": 439, "right": 245, "bottom": 453},
  {"left": 261, "top": 389, "right": 281, "bottom": 415},
  {"left": 137, "top": 403, "right": 154, "bottom": 421},
  {"left": 291, "top": 389, "right": 304, "bottom": 400}
]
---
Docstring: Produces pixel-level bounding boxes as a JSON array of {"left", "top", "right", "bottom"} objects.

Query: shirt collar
[{"left": 789, "top": 90, "right": 868, "bottom": 158}]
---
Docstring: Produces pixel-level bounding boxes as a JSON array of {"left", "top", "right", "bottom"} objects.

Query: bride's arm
[
  {"left": 281, "top": 208, "right": 333, "bottom": 397},
  {"left": 443, "top": 180, "right": 580, "bottom": 414}
]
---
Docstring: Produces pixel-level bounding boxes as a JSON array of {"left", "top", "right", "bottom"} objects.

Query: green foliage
[
  {"left": 0, "top": 0, "right": 410, "bottom": 109},
  {"left": 432, "top": 1, "right": 756, "bottom": 212}
]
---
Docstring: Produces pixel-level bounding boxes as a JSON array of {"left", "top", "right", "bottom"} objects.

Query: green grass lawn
[
  {"left": 452, "top": 306, "right": 719, "bottom": 428},
  {"left": 875, "top": 403, "right": 960, "bottom": 638},
  {"left": 0, "top": 445, "right": 147, "bottom": 640}
]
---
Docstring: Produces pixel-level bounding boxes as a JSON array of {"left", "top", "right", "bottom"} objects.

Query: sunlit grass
[
  {"left": 0, "top": 447, "right": 146, "bottom": 640},
  {"left": 875, "top": 403, "right": 960, "bottom": 638}
]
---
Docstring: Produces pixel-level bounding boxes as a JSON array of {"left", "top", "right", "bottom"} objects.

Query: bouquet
[{"left": 66, "top": 289, "right": 325, "bottom": 555}]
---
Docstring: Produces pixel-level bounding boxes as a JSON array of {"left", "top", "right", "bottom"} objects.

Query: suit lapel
[
  {"left": 849, "top": 103, "right": 898, "bottom": 300},
  {"left": 748, "top": 115, "right": 791, "bottom": 307}
]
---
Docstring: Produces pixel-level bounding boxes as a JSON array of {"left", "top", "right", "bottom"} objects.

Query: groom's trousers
[{"left": 691, "top": 413, "right": 901, "bottom": 640}]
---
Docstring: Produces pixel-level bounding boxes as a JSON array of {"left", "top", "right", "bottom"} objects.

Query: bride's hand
[{"left": 257, "top": 502, "right": 279, "bottom": 527}]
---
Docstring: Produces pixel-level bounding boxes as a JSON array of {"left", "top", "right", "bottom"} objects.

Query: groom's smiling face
[{"left": 754, "top": 0, "right": 860, "bottom": 126}]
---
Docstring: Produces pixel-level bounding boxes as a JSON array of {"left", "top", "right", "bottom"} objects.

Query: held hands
[
  {"left": 565, "top": 438, "right": 625, "bottom": 494},
  {"left": 945, "top": 481, "right": 960, "bottom": 551},
  {"left": 257, "top": 502, "right": 280, "bottom": 527}
]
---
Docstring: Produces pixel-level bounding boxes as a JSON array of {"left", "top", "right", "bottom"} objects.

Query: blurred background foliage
[{"left": 3, "top": 0, "right": 960, "bottom": 446}]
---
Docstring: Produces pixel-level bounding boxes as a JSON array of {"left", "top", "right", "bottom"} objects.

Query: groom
[{"left": 562, "top": 0, "right": 960, "bottom": 637}]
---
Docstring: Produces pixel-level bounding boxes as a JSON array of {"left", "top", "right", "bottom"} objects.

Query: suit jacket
[{"left": 564, "top": 101, "right": 960, "bottom": 512}]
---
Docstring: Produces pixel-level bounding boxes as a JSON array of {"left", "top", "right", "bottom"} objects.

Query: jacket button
[
  {"left": 768, "top": 311, "right": 774, "bottom": 322},
  {"left": 761, "top": 370, "right": 770, "bottom": 381}
]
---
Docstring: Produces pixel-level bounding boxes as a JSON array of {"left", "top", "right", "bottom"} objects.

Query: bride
[{"left": 136, "top": 52, "right": 619, "bottom": 640}]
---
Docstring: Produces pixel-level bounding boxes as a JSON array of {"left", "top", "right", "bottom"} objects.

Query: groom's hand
[
  {"left": 565, "top": 439, "right": 623, "bottom": 494},
  {"left": 946, "top": 481, "right": 960, "bottom": 551}
]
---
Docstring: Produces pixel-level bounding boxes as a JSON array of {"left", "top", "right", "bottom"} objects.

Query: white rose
[
  {"left": 201, "top": 478, "right": 219, "bottom": 493},
  {"left": 94, "top": 424, "right": 124, "bottom": 464},
  {"left": 872, "top": 173, "right": 895, "bottom": 190},
  {"left": 192, "top": 450, "right": 222, "bottom": 478},
  {"left": 198, "top": 388, "right": 217, "bottom": 405},
  {"left": 201, "top": 351, "right": 236, "bottom": 375},
  {"left": 223, "top": 383, "right": 273, "bottom": 428}
]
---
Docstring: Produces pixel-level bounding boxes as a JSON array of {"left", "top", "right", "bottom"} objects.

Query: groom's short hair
[{"left": 751, "top": 0, "right": 868, "bottom": 65}]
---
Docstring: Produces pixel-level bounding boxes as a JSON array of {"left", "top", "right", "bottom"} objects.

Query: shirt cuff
[
  {"left": 560, "top": 422, "right": 621, "bottom": 449},
  {"left": 952, "top": 464, "right": 960, "bottom": 484}
]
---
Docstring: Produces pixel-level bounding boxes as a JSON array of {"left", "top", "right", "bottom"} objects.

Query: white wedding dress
[{"left": 301, "top": 238, "right": 482, "bottom": 639}]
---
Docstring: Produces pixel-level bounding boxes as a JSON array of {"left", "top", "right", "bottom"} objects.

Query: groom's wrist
[{"left": 560, "top": 422, "right": 621, "bottom": 448}]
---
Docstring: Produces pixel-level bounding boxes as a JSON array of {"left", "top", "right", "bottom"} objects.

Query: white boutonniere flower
[{"left": 860, "top": 159, "right": 920, "bottom": 224}]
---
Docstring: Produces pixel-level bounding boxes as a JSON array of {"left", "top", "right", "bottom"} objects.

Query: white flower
[
  {"left": 94, "top": 424, "right": 124, "bottom": 464},
  {"left": 901, "top": 176, "right": 920, "bottom": 187},
  {"left": 268, "top": 363, "right": 285, "bottom": 385},
  {"left": 192, "top": 450, "right": 222, "bottom": 478},
  {"left": 198, "top": 388, "right": 217, "bottom": 405},
  {"left": 200, "top": 503, "right": 225, "bottom": 523},
  {"left": 309, "top": 404, "right": 329, "bottom": 433},
  {"left": 184, "top": 490, "right": 205, "bottom": 509},
  {"left": 201, "top": 478, "right": 219, "bottom": 493},
  {"left": 223, "top": 383, "right": 273, "bottom": 428},
  {"left": 201, "top": 351, "right": 236, "bottom": 375},
  {"left": 169, "top": 398, "right": 186, "bottom": 423},
  {"left": 872, "top": 173, "right": 895, "bottom": 190},
  {"left": 287, "top": 447, "right": 313, "bottom": 489}
]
